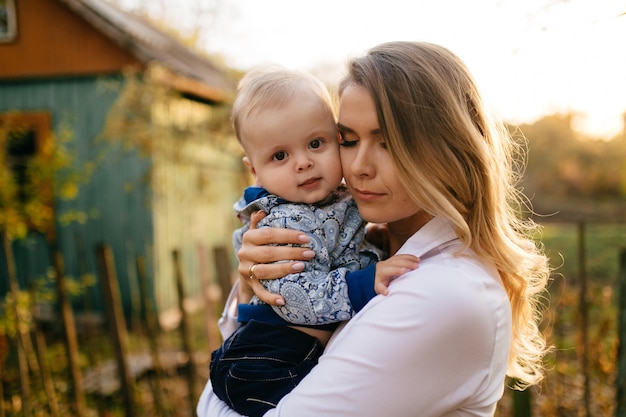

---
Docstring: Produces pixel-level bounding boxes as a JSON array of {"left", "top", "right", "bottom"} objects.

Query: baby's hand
[{"left": 374, "top": 254, "right": 420, "bottom": 295}]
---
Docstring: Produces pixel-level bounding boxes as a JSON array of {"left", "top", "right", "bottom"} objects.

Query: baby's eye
[
  {"left": 309, "top": 139, "right": 322, "bottom": 149},
  {"left": 272, "top": 151, "right": 287, "bottom": 161}
]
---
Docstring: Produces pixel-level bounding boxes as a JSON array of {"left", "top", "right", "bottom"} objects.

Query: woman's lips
[{"left": 353, "top": 188, "right": 384, "bottom": 201}]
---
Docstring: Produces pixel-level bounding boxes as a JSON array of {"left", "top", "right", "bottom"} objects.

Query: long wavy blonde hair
[{"left": 339, "top": 41, "right": 550, "bottom": 388}]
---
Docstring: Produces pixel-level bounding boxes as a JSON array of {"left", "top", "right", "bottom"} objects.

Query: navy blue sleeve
[{"left": 346, "top": 263, "right": 377, "bottom": 312}]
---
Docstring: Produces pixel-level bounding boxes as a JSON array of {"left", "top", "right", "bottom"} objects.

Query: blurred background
[
  {"left": 1, "top": 0, "right": 625, "bottom": 416},
  {"left": 118, "top": 0, "right": 626, "bottom": 138}
]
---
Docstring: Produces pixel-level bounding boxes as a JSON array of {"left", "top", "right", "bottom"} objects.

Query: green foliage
[
  {"left": 494, "top": 220, "right": 624, "bottom": 416},
  {"left": 0, "top": 272, "right": 95, "bottom": 336},
  {"left": 540, "top": 221, "right": 624, "bottom": 413},
  {"left": 542, "top": 222, "right": 626, "bottom": 282},
  {"left": 516, "top": 113, "right": 626, "bottom": 202},
  {"left": 57, "top": 208, "right": 100, "bottom": 227},
  {"left": 0, "top": 113, "right": 96, "bottom": 373},
  {"left": 0, "top": 115, "right": 90, "bottom": 240},
  {"left": 0, "top": 290, "right": 32, "bottom": 338},
  {"left": 98, "top": 67, "right": 238, "bottom": 159}
]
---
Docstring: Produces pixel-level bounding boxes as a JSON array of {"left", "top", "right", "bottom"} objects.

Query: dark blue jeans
[{"left": 210, "top": 320, "right": 324, "bottom": 417}]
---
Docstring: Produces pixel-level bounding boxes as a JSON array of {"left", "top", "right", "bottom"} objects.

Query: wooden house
[{"left": 0, "top": 0, "right": 243, "bottom": 325}]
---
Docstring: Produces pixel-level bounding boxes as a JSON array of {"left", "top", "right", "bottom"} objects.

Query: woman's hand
[{"left": 238, "top": 211, "right": 315, "bottom": 305}]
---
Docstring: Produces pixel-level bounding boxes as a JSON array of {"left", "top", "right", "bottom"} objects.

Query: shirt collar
[{"left": 397, "top": 215, "right": 459, "bottom": 258}]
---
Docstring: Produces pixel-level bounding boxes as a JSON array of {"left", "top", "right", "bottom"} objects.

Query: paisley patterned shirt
[{"left": 233, "top": 185, "right": 382, "bottom": 326}]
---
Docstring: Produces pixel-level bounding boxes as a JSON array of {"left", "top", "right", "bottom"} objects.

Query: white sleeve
[
  {"left": 197, "top": 382, "right": 245, "bottom": 417},
  {"left": 217, "top": 281, "right": 242, "bottom": 340},
  {"left": 263, "top": 262, "right": 510, "bottom": 417},
  {"left": 197, "top": 282, "right": 245, "bottom": 417}
]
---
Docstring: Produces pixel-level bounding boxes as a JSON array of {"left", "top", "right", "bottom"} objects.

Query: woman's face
[{"left": 337, "top": 83, "right": 428, "bottom": 235}]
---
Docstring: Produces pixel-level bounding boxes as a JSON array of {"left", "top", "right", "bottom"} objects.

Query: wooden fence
[
  {"left": 2, "top": 220, "right": 626, "bottom": 417},
  {"left": 1, "top": 240, "right": 232, "bottom": 417}
]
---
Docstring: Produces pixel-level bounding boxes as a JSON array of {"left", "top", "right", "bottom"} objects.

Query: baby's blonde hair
[{"left": 232, "top": 65, "right": 335, "bottom": 144}]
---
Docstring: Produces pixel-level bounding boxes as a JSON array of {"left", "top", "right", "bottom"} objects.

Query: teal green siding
[
  {"left": 1, "top": 76, "right": 245, "bottom": 323},
  {"left": 0, "top": 76, "right": 154, "bottom": 316}
]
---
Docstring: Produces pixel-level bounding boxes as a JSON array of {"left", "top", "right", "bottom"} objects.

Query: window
[
  {"left": 7, "top": 124, "right": 37, "bottom": 201},
  {"left": 1, "top": 112, "right": 54, "bottom": 236},
  {"left": 0, "top": 0, "right": 17, "bottom": 43}
]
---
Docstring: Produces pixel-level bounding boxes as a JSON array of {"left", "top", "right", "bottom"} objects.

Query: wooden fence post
[
  {"left": 136, "top": 255, "right": 170, "bottom": 417},
  {"left": 0, "top": 344, "right": 4, "bottom": 417},
  {"left": 96, "top": 243, "right": 135, "bottom": 417},
  {"left": 29, "top": 285, "right": 60, "bottom": 417},
  {"left": 74, "top": 229, "right": 99, "bottom": 368},
  {"left": 577, "top": 220, "right": 590, "bottom": 417},
  {"left": 616, "top": 248, "right": 626, "bottom": 417},
  {"left": 552, "top": 274, "right": 564, "bottom": 412},
  {"left": 3, "top": 233, "right": 33, "bottom": 417},
  {"left": 52, "top": 251, "right": 87, "bottom": 417},
  {"left": 172, "top": 249, "right": 198, "bottom": 411},
  {"left": 197, "top": 244, "right": 220, "bottom": 351},
  {"left": 213, "top": 246, "right": 233, "bottom": 311},
  {"left": 512, "top": 387, "right": 531, "bottom": 417}
]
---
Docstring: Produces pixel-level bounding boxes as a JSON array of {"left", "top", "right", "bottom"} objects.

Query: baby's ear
[{"left": 242, "top": 156, "right": 258, "bottom": 180}]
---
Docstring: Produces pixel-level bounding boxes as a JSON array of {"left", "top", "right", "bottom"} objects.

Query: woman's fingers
[
  {"left": 241, "top": 260, "right": 307, "bottom": 282},
  {"left": 245, "top": 210, "right": 310, "bottom": 245},
  {"left": 237, "top": 244, "right": 314, "bottom": 277},
  {"left": 249, "top": 279, "right": 286, "bottom": 306},
  {"left": 237, "top": 210, "right": 314, "bottom": 280},
  {"left": 236, "top": 265, "right": 288, "bottom": 306},
  {"left": 237, "top": 210, "right": 314, "bottom": 303},
  {"left": 242, "top": 225, "right": 311, "bottom": 247},
  {"left": 237, "top": 274, "right": 254, "bottom": 304}
]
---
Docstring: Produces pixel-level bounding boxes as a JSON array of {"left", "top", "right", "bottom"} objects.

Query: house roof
[{"left": 57, "top": 0, "right": 234, "bottom": 103}]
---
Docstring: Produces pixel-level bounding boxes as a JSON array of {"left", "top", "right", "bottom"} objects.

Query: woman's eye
[
  {"left": 272, "top": 151, "right": 287, "bottom": 161},
  {"left": 309, "top": 139, "right": 322, "bottom": 149},
  {"left": 380, "top": 141, "right": 388, "bottom": 150},
  {"left": 338, "top": 132, "right": 358, "bottom": 147}
]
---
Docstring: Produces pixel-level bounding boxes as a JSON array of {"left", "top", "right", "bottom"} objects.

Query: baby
[{"left": 209, "top": 65, "right": 419, "bottom": 417}]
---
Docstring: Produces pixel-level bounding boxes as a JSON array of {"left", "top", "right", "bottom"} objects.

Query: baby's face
[{"left": 241, "top": 95, "right": 342, "bottom": 204}]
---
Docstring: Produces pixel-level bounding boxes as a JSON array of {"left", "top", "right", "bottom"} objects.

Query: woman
[{"left": 198, "top": 41, "right": 550, "bottom": 416}]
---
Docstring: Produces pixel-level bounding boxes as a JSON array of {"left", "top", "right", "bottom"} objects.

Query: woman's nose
[{"left": 351, "top": 147, "right": 374, "bottom": 177}]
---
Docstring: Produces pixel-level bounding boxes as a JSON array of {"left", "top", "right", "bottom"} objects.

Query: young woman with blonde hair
[{"left": 198, "top": 41, "right": 551, "bottom": 417}]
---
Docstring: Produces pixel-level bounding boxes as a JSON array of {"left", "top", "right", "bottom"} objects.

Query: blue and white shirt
[{"left": 233, "top": 185, "right": 383, "bottom": 327}]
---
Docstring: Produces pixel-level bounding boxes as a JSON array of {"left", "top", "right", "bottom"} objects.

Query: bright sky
[{"left": 119, "top": 0, "right": 626, "bottom": 138}]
